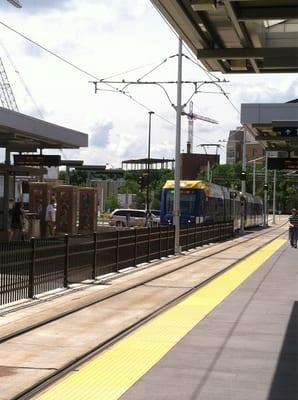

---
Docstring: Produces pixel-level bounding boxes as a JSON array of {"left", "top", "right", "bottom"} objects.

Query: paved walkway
[
  {"left": 0, "top": 219, "right": 292, "bottom": 399},
  {"left": 35, "top": 227, "right": 297, "bottom": 400},
  {"left": 121, "top": 240, "right": 297, "bottom": 400}
]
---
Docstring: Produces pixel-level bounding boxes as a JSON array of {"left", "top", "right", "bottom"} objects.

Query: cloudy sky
[{"left": 0, "top": 0, "right": 297, "bottom": 166}]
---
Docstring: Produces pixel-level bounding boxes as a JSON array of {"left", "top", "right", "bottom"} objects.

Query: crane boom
[
  {"left": 0, "top": 57, "right": 19, "bottom": 111},
  {"left": 184, "top": 101, "right": 218, "bottom": 153},
  {"left": 189, "top": 113, "right": 218, "bottom": 124}
]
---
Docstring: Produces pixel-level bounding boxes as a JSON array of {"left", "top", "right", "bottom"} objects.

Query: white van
[{"left": 109, "top": 209, "right": 147, "bottom": 227}]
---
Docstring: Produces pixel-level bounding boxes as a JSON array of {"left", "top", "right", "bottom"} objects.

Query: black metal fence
[{"left": 0, "top": 222, "right": 233, "bottom": 306}]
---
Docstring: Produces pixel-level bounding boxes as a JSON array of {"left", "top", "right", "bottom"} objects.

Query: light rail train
[{"left": 160, "top": 180, "right": 263, "bottom": 230}]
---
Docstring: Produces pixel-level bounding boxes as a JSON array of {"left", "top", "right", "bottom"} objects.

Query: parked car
[{"left": 109, "top": 209, "right": 147, "bottom": 227}]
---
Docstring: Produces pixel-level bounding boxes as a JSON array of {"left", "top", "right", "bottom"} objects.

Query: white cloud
[
  {"left": 0, "top": 0, "right": 297, "bottom": 169},
  {"left": 90, "top": 121, "right": 112, "bottom": 148},
  {"left": 0, "top": 0, "right": 72, "bottom": 13}
]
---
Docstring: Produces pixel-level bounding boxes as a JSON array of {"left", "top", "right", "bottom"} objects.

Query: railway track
[
  {"left": 0, "top": 221, "right": 288, "bottom": 341},
  {"left": 0, "top": 222, "right": 288, "bottom": 400}
]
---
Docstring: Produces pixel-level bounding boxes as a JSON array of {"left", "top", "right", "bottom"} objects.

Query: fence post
[
  {"left": 195, "top": 223, "right": 197, "bottom": 247},
  {"left": 186, "top": 224, "right": 189, "bottom": 250},
  {"left": 159, "top": 226, "right": 162, "bottom": 259},
  {"left": 134, "top": 228, "right": 138, "bottom": 267},
  {"left": 92, "top": 232, "right": 97, "bottom": 280},
  {"left": 64, "top": 234, "right": 69, "bottom": 288},
  {"left": 166, "top": 225, "right": 169, "bottom": 256},
  {"left": 28, "top": 237, "right": 36, "bottom": 299},
  {"left": 147, "top": 227, "right": 151, "bottom": 262},
  {"left": 116, "top": 230, "right": 120, "bottom": 272}
]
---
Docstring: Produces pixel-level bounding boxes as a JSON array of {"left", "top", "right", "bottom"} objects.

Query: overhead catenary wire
[
  {"left": 150, "top": 3, "right": 241, "bottom": 115},
  {"left": 101, "top": 58, "right": 172, "bottom": 81},
  {"left": 0, "top": 21, "right": 182, "bottom": 129},
  {"left": 0, "top": 20, "right": 216, "bottom": 145}
]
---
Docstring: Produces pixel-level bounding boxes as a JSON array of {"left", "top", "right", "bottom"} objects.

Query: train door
[{"left": 196, "top": 189, "right": 205, "bottom": 224}]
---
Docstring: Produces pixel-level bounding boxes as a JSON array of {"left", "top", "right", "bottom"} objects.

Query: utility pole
[
  {"left": 240, "top": 128, "right": 247, "bottom": 235},
  {"left": 253, "top": 159, "right": 256, "bottom": 196},
  {"left": 241, "top": 128, "right": 247, "bottom": 194},
  {"left": 273, "top": 169, "right": 276, "bottom": 224},
  {"left": 206, "top": 161, "right": 210, "bottom": 182},
  {"left": 263, "top": 151, "right": 268, "bottom": 227},
  {"left": 146, "top": 111, "right": 154, "bottom": 225},
  {"left": 187, "top": 101, "right": 193, "bottom": 154},
  {"left": 173, "top": 38, "right": 183, "bottom": 254}
]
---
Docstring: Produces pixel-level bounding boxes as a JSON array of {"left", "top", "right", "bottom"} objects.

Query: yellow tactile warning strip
[{"left": 37, "top": 238, "right": 286, "bottom": 400}]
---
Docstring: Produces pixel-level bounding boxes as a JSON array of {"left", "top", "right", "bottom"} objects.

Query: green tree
[
  {"left": 119, "top": 169, "right": 174, "bottom": 209},
  {"left": 69, "top": 169, "right": 88, "bottom": 186},
  {"left": 59, "top": 170, "right": 66, "bottom": 182},
  {"left": 106, "top": 195, "right": 120, "bottom": 212},
  {"left": 198, "top": 162, "right": 243, "bottom": 189}
]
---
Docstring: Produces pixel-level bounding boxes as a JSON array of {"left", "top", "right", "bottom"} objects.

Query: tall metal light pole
[
  {"left": 173, "top": 38, "right": 183, "bottom": 254},
  {"left": 246, "top": 155, "right": 265, "bottom": 196},
  {"left": 239, "top": 128, "right": 247, "bottom": 234},
  {"left": 263, "top": 151, "right": 268, "bottom": 227},
  {"left": 252, "top": 159, "right": 256, "bottom": 196},
  {"left": 146, "top": 111, "right": 154, "bottom": 224},
  {"left": 272, "top": 169, "right": 277, "bottom": 224},
  {"left": 241, "top": 129, "right": 247, "bottom": 193}
]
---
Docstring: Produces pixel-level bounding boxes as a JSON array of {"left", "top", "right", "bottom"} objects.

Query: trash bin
[{"left": 25, "top": 213, "right": 40, "bottom": 238}]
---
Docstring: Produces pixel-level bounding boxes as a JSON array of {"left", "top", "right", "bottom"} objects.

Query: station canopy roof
[
  {"left": 151, "top": 0, "right": 298, "bottom": 73},
  {"left": 0, "top": 107, "right": 88, "bottom": 152},
  {"left": 241, "top": 100, "right": 298, "bottom": 154}
]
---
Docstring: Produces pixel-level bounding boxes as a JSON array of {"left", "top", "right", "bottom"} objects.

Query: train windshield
[{"left": 165, "top": 189, "right": 197, "bottom": 215}]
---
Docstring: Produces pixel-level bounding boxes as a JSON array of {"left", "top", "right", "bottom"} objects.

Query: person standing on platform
[
  {"left": 10, "top": 201, "right": 24, "bottom": 240},
  {"left": 45, "top": 197, "right": 57, "bottom": 237},
  {"left": 289, "top": 208, "right": 298, "bottom": 248}
]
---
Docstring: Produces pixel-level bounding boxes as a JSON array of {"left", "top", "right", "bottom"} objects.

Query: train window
[
  {"left": 165, "top": 195, "right": 174, "bottom": 213},
  {"left": 180, "top": 192, "right": 196, "bottom": 215}
]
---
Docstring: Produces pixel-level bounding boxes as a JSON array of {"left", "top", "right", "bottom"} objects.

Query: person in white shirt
[{"left": 45, "top": 197, "right": 57, "bottom": 237}]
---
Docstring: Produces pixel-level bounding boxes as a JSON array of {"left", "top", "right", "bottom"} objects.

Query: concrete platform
[
  {"left": 121, "top": 241, "right": 297, "bottom": 400},
  {"left": 0, "top": 220, "right": 291, "bottom": 399}
]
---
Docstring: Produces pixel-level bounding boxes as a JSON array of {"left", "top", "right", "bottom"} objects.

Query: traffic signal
[
  {"left": 263, "top": 184, "right": 268, "bottom": 191},
  {"left": 240, "top": 171, "right": 247, "bottom": 181}
]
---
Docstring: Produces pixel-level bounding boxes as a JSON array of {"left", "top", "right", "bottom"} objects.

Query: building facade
[
  {"left": 180, "top": 153, "right": 219, "bottom": 180},
  {"left": 226, "top": 127, "right": 265, "bottom": 165}
]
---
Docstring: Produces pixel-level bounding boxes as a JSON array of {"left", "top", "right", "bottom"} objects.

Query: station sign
[
  {"left": 272, "top": 126, "right": 298, "bottom": 138},
  {"left": 14, "top": 155, "right": 61, "bottom": 167},
  {"left": 268, "top": 157, "right": 298, "bottom": 170}
]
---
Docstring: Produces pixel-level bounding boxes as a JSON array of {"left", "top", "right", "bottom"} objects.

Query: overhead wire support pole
[
  {"left": 241, "top": 128, "right": 247, "bottom": 194},
  {"left": 146, "top": 111, "right": 154, "bottom": 226},
  {"left": 264, "top": 151, "right": 268, "bottom": 228},
  {"left": 174, "top": 38, "right": 183, "bottom": 255},
  {"left": 273, "top": 169, "right": 276, "bottom": 224},
  {"left": 253, "top": 159, "right": 256, "bottom": 196}
]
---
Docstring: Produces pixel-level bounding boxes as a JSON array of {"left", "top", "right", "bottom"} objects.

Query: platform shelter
[{"left": 0, "top": 106, "right": 88, "bottom": 239}]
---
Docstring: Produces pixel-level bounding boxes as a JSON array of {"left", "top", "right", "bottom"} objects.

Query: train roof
[
  {"left": 163, "top": 180, "right": 224, "bottom": 198},
  {"left": 163, "top": 181, "right": 263, "bottom": 203},
  {"left": 163, "top": 180, "right": 207, "bottom": 190}
]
